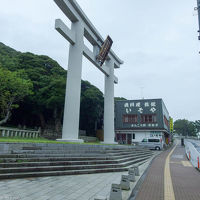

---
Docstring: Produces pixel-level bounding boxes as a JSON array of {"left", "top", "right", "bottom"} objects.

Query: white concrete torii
[{"left": 54, "top": 0, "right": 123, "bottom": 144}]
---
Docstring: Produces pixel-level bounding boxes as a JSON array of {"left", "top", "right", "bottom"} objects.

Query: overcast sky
[{"left": 0, "top": 0, "right": 200, "bottom": 121}]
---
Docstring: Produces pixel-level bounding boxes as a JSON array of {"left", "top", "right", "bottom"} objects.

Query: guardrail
[
  {"left": 0, "top": 127, "right": 40, "bottom": 138},
  {"left": 185, "top": 140, "right": 200, "bottom": 169}
]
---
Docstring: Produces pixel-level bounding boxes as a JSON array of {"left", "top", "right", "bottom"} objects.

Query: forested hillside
[{"left": 0, "top": 42, "right": 104, "bottom": 137}]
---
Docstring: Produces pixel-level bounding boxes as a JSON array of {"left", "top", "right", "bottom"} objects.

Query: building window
[
  {"left": 141, "top": 114, "right": 157, "bottom": 123},
  {"left": 123, "top": 115, "right": 138, "bottom": 123}
]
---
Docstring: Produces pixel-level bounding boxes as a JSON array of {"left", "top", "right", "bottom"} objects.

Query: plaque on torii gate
[{"left": 54, "top": 0, "right": 123, "bottom": 144}]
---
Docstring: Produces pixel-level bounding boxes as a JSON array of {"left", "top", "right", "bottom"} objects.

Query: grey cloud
[{"left": 0, "top": 0, "right": 199, "bottom": 121}]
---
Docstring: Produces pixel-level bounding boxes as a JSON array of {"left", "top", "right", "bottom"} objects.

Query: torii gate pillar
[
  {"left": 58, "top": 21, "right": 84, "bottom": 143},
  {"left": 104, "top": 59, "right": 115, "bottom": 143}
]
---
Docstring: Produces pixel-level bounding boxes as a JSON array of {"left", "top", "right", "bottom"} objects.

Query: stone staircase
[{"left": 0, "top": 144, "right": 154, "bottom": 179}]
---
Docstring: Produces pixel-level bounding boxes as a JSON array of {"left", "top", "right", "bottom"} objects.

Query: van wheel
[{"left": 155, "top": 146, "right": 160, "bottom": 151}]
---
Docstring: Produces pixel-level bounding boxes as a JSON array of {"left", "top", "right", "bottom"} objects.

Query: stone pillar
[
  {"left": 19, "top": 131, "right": 22, "bottom": 137},
  {"left": 103, "top": 59, "right": 116, "bottom": 144},
  {"left": 2, "top": 130, "right": 5, "bottom": 137},
  {"left": 57, "top": 21, "right": 84, "bottom": 143},
  {"left": 5, "top": 130, "right": 8, "bottom": 137}
]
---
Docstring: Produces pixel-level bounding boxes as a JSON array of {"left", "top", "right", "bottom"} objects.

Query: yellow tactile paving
[
  {"left": 164, "top": 144, "right": 177, "bottom": 200},
  {"left": 181, "top": 161, "right": 193, "bottom": 167}
]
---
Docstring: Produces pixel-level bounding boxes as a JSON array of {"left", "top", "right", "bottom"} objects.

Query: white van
[{"left": 138, "top": 138, "right": 163, "bottom": 150}]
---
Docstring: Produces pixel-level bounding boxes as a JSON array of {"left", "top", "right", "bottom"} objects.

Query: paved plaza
[
  {"left": 0, "top": 156, "right": 155, "bottom": 200},
  {"left": 0, "top": 172, "right": 125, "bottom": 200}
]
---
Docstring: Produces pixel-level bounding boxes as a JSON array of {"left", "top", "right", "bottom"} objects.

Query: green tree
[
  {"left": 36, "top": 77, "right": 66, "bottom": 132},
  {"left": 13, "top": 52, "right": 67, "bottom": 129},
  {"left": 194, "top": 120, "right": 200, "bottom": 133},
  {"left": 174, "top": 119, "right": 197, "bottom": 136},
  {"left": 0, "top": 67, "right": 33, "bottom": 125},
  {"left": 0, "top": 42, "right": 104, "bottom": 137},
  {"left": 114, "top": 97, "right": 127, "bottom": 101},
  {"left": 80, "top": 81, "right": 104, "bottom": 135}
]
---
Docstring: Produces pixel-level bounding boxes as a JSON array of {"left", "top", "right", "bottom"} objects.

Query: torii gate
[{"left": 54, "top": 0, "right": 123, "bottom": 143}]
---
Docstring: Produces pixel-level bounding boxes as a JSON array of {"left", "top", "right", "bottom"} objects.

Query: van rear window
[{"left": 148, "top": 139, "right": 160, "bottom": 142}]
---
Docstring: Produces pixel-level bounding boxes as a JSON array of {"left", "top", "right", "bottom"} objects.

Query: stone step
[
  {"left": 0, "top": 143, "right": 155, "bottom": 180},
  {"left": 13, "top": 150, "right": 104, "bottom": 154},
  {"left": 9, "top": 148, "right": 150, "bottom": 154},
  {"left": 116, "top": 154, "right": 152, "bottom": 163},
  {"left": 104, "top": 149, "right": 151, "bottom": 153},
  {"left": 0, "top": 153, "right": 105, "bottom": 158},
  {"left": 0, "top": 159, "right": 148, "bottom": 180},
  {"left": 0, "top": 154, "right": 150, "bottom": 168},
  {"left": 0, "top": 167, "right": 127, "bottom": 180},
  {"left": 0, "top": 160, "right": 118, "bottom": 168},
  {"left": 106, "top": 151, "right": 152, "bottom": 156},
  {"left": 119, "top": 155, "right": 152, "bottom": 167},
  {"left": 0, "top": 157, "right": 150, "bottom": 177},
  {"left": 20, "top": 146, "right": 140, "bottom": 151},
  {"left": 22, "top": 146, "right": 143, "bottom": 151},
  {"left": 0, "top": 156, "right": 110, "bottom": 163},
  {"left": 10, "top": 149, "right": 150, "bottom": 155},
  {"left": 0, "top": 152, "right": 153, "bottom": 163},
  {"left": 0, "top": 151, "right": 152, "bottom": 159}
]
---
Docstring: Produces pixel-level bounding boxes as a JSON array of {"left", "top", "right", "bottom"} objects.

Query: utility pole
[{"left": 197, "top": 0, "right": 200, "bottom": 40}]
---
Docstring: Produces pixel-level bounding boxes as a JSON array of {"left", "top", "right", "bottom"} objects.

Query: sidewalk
[
  {"left": 133, "top": 141, "right": 200, "bottom": 200},
  {"left": 170, "top": 144, "right": 200, "bottom": 200},
  {"left": 133, "top": 148, "right": 170, "bottom": 200}
]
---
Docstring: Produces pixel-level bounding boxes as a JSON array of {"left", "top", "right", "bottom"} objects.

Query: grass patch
[
  {"left": 0, "top": 137, "right": 55, "bottom": 143},
  {"left": 0, "top": 137, "right": 116, "bottom": 145},
  {"left": 16, "top": 159, "right": 25, "bottom": 163}
]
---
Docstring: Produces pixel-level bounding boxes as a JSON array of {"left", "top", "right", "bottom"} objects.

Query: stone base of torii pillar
[{"left": 56, "top": 139, "right": 84, "bottom": 143}]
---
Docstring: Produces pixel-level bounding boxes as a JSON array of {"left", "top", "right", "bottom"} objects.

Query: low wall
[{"left": 0, "top": 127, "right": 40, "bottom": 138}]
